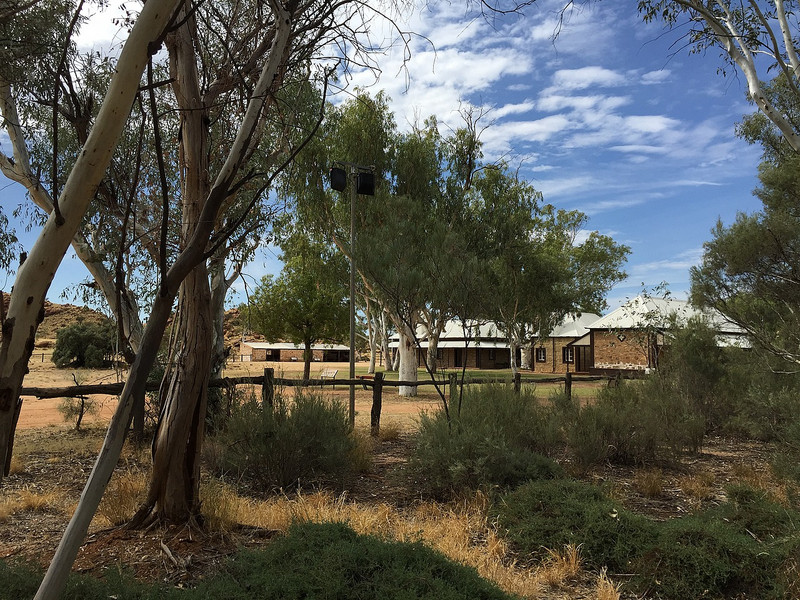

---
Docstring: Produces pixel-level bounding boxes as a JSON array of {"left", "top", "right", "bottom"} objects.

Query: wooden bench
[
  {"left": 319, "top": 368, "right": 338, "bottom": 388},
  {"left": 356, "top": 374, "right": 374, "bottom": 390}
]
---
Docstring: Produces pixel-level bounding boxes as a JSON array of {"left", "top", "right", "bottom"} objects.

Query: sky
[{"left": 0, "top": 0, "right": 766, "bottom": 313}]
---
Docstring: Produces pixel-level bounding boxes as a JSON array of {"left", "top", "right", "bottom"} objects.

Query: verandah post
[{"left": 370, "top": 371, "right": 384, "bottom": 437}]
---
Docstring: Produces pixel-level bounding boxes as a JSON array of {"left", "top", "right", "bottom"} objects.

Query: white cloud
[
  {"left": 641, "top": 69, "right": 671, "bottom": 84},
  {"left": 551, "top": 66, "right": 627, "bottom": 91},
  {"left": 629, "top": 248, "right": 704, "bottom": 278}
]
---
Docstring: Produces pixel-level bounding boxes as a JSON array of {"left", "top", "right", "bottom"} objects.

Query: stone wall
[{"left": 592, "top": 330, "right": 651, "bottom": 370}]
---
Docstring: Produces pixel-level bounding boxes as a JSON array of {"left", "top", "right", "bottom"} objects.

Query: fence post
[
  {"left": 449, "top": 373, "right": 458, "bottom": 402},
  {"left": 565, "top": 371, "right": 572, "bottom": 402},
  {"left": 262, "top": 367, "right": 274, "bottom": 408},
  {"left": 370, "top": 372, "right": 384, "bottom": 437},
  {"left": 513, "top": 372, "right": 521, "bottom": 394}
]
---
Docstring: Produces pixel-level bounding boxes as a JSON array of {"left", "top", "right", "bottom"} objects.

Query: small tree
[
  {"left": 52, "top": 321, "right": 115, "bottom": 368},
  {"left": 248, "top": 239, "right": 349, "bottom": 380}
]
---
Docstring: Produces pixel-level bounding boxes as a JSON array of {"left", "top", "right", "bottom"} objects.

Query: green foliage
[
  {"left": 57, "top": 396, "right": 97, "bottom": 430},
  {"left": 0, "top": 559, "right": 175, "bottom": 600},
  {"left": 247, "top": 237, "right": 348, "bottom": 379},
  {"left": 0, "top": 523, "right": 514, "bottom": 599},
  {"left": 497, "top": 481, "right": 800, "bottom": 599},
  {"left": 660, "top": 316, "right": 728, "bottom": 429},
  {"left": 195, "top": 521, "right": 514, "bottom": 600},
  {"left": 51, "top": 320, "right": 115, "bottom": 368},
  {"left": 408, "top": 385, "right": 563, "bottom": 498},
  {"left": 495, "top": 479, "right": 658, "bottom": 573},
  {"left": 642, "top": 510, "right": 795, "bottom": 599},
  {"left": 211, "top": 391, "right": 358, "bottom": 491},
  {"left": 560, "top": 378, "right": 704, "bottom": 470},
  {"left": 691, "top": 75, "right": 800, "bottom": 367}
]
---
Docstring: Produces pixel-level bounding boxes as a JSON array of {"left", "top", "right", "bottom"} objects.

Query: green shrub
[
  {"left": 52, "top": 320, "right": 115, "bottom": 368},
  {"left": 211, "top": 391, "right": 358, "bottom": 490},
  {"left": 641, "top": 514, "right": 790, "bottom": 599},
  {"left": 0, "top": 560, "right": 175, "bottom": 600},
  {"left": 195, "top": 521, "right": 514, "bottom": 600},
  {"left": 562, "top": 378, "right": 704, "bottom": 470},
  {"left": 659, "top": 316, "right": 729, "bottom": 429},
  {"left": 496, "top": 481, "right": 800, "bottom": 599},
  {"left": 494, "top": 479, "right": 658, "bottom": 572},
  {"left": 408, "top": 385, "right": 563, "bottom": 498}
]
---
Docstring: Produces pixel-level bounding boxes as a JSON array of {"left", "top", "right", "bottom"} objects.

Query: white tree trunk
[
  {"left": 397, "top": 323, "right": 418, "bottom": 397},
  {"left": 0, "top": 80, "right": 144, "bottom": 356},
  {"left": 0, "top": 0, "right": 180, "bottom": 484},
  {"left": 509, "top": 338, "right": 519, "bottom": 376},
  {"left": 520, "top": 345, "right": 532, "bottom": 370}
]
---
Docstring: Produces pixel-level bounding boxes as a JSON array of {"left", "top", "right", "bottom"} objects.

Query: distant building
[
  {"left": 388, "top": 314, "right": 599, "bottom": 371},
  {"left": 237, "top": 340, "right": 350, "bottom": 363},
  {"left": 531, "top": 313, "right": 600, "bottom": 374},
  {"left": 570, "top": 295, "right": 749, "bottom": 374}
]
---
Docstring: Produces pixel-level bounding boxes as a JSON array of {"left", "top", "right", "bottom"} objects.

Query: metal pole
[{"left": 349, "top": 167, "right": 357, "bottom": 428}]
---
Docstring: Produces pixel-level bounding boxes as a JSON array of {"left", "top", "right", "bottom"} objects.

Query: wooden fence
[{"left": 19, "top": 370, "right": 628, "bottom": 436}]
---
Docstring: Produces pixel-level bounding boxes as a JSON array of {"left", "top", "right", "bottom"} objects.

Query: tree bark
[
  {"left": 132, "top": 4, "right": 212, "bottom": 525},
  {"left": 143, "top": 266, "right": 212, "bottom": 523},
  {"left": 303, "top": 339, "right": 312, "bottom": 381},
  {"left": 520, "top": 345, "right": 532, "bottom": 370}
]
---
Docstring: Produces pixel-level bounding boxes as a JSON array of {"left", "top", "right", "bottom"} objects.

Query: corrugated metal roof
[
  {"left": 588, "top": 296, "right": 744, "bottom": 333},
  {"left": 550, "top": 313, "right": 600, "bottom": 338}
]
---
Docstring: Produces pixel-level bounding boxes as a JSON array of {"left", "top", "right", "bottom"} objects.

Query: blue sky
[{"left": 0, "top": 0, "right": 765, "bottom": 313}]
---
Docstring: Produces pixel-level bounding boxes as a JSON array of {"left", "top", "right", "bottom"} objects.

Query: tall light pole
[{"left": 330, "top": 163, "right": 374, "bottom": 428}]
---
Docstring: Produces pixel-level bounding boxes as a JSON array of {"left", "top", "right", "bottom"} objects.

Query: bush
[
  {"left": 211, "top": 390, "right": 358, "bottom": 490},
  {"left": 52, "top": 320, "right": 115, "bottom": 368},
  {"left": 195, "top": 521, "right": 515, "bottom": 600},
  {"left": 642, "top": 512, "right": 793, "bottom": 599},
  {"left": 561, "top": 378, "right": 705, "bottom": 470},
  {"left": 494, "top": 479, "right": 658, "bottom": 573},
  {"left": 496, "top": 481, "right": 800, "bottom": 599},
  {"left": 408, "top": 385, "right": 563, "bottom": 498}
]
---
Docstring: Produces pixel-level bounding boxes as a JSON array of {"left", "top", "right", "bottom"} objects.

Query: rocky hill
[{"left": 0, "top": 291, "right": 110, "bottom": 348}]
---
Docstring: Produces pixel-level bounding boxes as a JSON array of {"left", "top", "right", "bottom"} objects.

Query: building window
[
  {"left": 437, "top": 348, "right": 444, "bottom": 360},
  {"left": 488, "top": 349, "right": 496, "bottom": 360},
  {"left": 562, "top": 347, "right": 574, "bottom": 363},
  {"left": 535, "top": 347, "right": 547, "bottom": 362}
]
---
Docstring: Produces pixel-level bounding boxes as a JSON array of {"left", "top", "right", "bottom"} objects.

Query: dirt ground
[{"left": 3, "top": 356, "right": 789, "bottom": 599}]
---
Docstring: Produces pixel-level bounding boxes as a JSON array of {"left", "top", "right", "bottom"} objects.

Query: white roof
[
  {"left": 388, "top": 314, "right": 599, "bottom": 349},
  {"left": 588, "top": 295, "right": 744, "bottom": 334},
  {"left": 550, "top": 313, "right": 600, "bottom": 338}
]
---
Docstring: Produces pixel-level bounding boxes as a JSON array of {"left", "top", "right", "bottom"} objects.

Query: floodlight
[{"left": 329, "top": 167, "right": 347, "bottom": 191}]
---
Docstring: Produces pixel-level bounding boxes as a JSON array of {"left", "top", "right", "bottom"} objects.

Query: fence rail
[{"left": 20, "top": 370, "right": 636, "bottom": 436}]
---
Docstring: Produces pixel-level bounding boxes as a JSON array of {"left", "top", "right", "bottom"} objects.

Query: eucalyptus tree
[
  {"left": 639, "top": 0, "right": 800, "bottom": 151},
  {"left": 477, "top": 168, "right": 629, "bottom": 375},
  {"left": 0, "top": 2, "right": 415, "bottom": 598},
  {"left": 0, "top": 0, "right": 182, "bottom": 489},
  {"left": 248, "top": 237, "right": 349, "bottom": 381},
  {"left": 692, "top": 76, "right": 800, "bottom": 366}
]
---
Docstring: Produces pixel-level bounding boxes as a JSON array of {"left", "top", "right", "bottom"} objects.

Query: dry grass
[
  {"left": 679, "top": 469, "right": 716, "bottom": 506},
  {"left": 0, "top": 487, "right": 63, "bottom": 522},
  {"left": 377, "top": 419, "right": 402, "bottom": 441},
  {"left": 7, "top": 454, "right": 25, "bottom": 475},
  {"left": 200, "top": 484, "right": 550, "bottom": 597},
  {"left": 633, "top": 468, "right": 664, "bottom": 498},
  {"left": 595, "top": 568, "right": 621, "bottom": 600},
  {"left": 538, "top": 544, "right": 581, "bottom": 587},
  {"left": 95, "top": 469, "right": 148, "bottom": 527}
]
